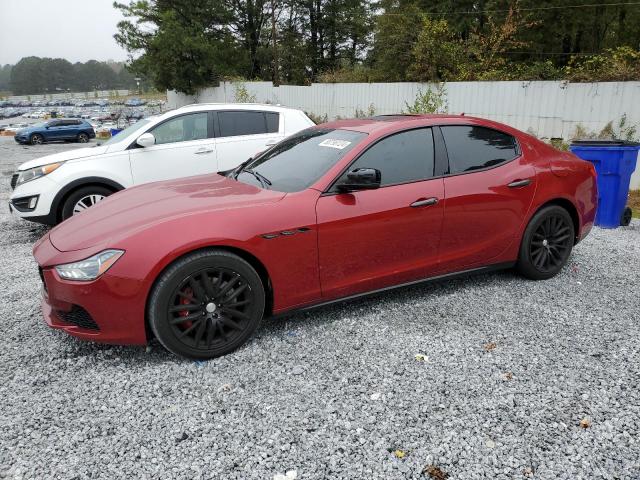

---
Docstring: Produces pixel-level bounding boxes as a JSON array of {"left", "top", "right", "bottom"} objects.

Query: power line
[{"left": 380, "top": 1, "right": 640, "bottom": 16}]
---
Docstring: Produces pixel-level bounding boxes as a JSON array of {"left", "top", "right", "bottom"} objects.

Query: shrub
[
  {"left": 317, "top": 65, "right": 377, "bottom": 83},
  {"left": 355, "top": 103, "right": 376, "bottom": 118},
  {"left": 403, "top": 83, "right": 447, "bottom": 114},
  {"left": 563, "top": 46, "right": 640, "bottom": 82},
  {"left": 233, "top": 82, "right": 257, "bottom": 103},
  {"left": 306, "top": 112, "right": 328, "bottom": 124}
]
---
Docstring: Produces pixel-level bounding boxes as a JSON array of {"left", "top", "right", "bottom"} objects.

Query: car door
[
  {"left": 44, "top": 120, "right": 65, "bottom": 140},
  {"left": 58, "top": 119, "right": 79, "bottom": 139},
  {"left": 129, "top": 111, "right": 217, "bottom": 184},
  {"left": 438, "top": 125, "right": 537, "bottom": 272},
  {"left": 213, "top": 110, "right": 284, "bottom": 171},
  {"left": 316, "top": 128, "right": 445, "bottom": 300}
]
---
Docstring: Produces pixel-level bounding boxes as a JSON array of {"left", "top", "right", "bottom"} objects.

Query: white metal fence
[{"left": 167, "top": 81, "right": 640, "bottom": 188}]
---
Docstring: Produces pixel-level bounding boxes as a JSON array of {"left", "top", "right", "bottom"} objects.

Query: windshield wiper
[
  {"left": 242, "top": 168, "right": 272, "bottom": 189},
  {"left": 232, "top": 157, "right": 254, "bottom": 178}
]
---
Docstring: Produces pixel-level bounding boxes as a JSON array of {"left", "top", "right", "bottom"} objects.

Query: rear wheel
[
  {"left": 30, "top": 134, "right": 44, "bottom": 145},
  {"left": 77, "top": 132, "right": 89, "bottom": 143},
  {"left": 517, "top": 205, "right": 574, "bottom": 280},
  {"left": 60, "top": 185, "right": 112, "bottom": 221},
  {"left": 621, "top": 207, "right": 632, "bottom": 226},
  {"left": 148, "top": 250, "right": 265, "bottom": 360}
]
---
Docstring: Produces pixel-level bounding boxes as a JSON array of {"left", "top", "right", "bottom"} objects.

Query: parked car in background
[
  {"left": 13, "top": 119, "right": 95, "bottom": 145},
  {"left": 5, "top": 123, "right": 30, "bottom": 133},
  {"left": 31, "top": 114, "right": 597, "bottom": 359},
  {"left": 9, "top": 103, "right": 315, "bottom": 225},
  {"left": 125, "top": 97, "right": 146, "bottom": 107}
]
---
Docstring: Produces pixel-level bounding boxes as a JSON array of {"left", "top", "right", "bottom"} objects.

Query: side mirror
[
  {"left": 136, "top": 132, "right": 155, "bottom": 148},
  {"left": 337, "top": 168, "right": 381, "bottom": 192}
]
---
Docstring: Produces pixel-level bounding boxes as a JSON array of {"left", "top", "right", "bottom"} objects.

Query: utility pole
[{"left": 272, "top": 0, "right": 279, "bottom": 86}]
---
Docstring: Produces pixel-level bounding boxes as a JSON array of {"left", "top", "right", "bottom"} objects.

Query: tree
[
  {"left": 369, "top": 0, "right": 423, "bottom": 81},
  {"left": 0, "top": 64, "right": 12, "bottom": 91},
  {"left": 409, "top": 16, "right": 465, "bottom": 81},
  {"left": 114, "top": 0, "right": 236, "bottom": 94}
]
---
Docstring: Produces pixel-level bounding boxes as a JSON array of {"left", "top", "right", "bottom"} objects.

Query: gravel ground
[{"left": 1, "top": 136, "right": 639, "bottom": 480}]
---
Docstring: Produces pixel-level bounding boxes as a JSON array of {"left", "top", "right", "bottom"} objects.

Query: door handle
[
  {"left": 410, "top": 197, "right": 438, "bottom": 208},
  {"left": 507, "top": 178, "right": 532, "bottom": 188},
  {"left": 194, "top": 149, "right": 214, "bottom": 155}
]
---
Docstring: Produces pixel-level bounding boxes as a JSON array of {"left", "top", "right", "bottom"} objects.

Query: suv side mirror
[
  {"left": 336, "top": 168, "right": 381, "bottom": 192},
  {"left": 136, "top": 132, "right": 156, "bottom": 148}
]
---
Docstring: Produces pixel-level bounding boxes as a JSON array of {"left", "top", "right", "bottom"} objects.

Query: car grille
[
  {"left": 55, "top": 306, "right": 100, "bottom": 331},
  {"left": 10, "top": 173, "right": 18, "bottom": 189}
]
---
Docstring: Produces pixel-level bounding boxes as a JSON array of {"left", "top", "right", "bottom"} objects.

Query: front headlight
[
  {"left": 55, "top": 249, "right": 124, "bottom": 281},
  {"left": 16, "top": 162, "right": 64, "bottom": 186}
]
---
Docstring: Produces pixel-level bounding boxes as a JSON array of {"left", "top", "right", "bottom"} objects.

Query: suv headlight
[
  {"left": 55, "top": 250, "right": 124, "bottom": 281},
  {"left": 16, "top": 162, "right": 64, "bottom": 186}
]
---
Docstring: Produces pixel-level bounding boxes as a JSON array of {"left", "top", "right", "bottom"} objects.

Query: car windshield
[
  {"left": 100, "top": 118, "right": 152, "bottom": 146},
  {"left": 32, "top": 122, "right": 47, "bottom": 128},
  {"left": 234, "top": 128, "right": 367, "bottom": 192}
]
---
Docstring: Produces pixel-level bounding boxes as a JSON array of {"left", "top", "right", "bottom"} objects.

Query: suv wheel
[
  {"left": 30, "top": 134, "right": 44, "bottom": 145},
  {"left": 77, "top": 132, "right": 89, "bottom": 143},
  {"left": 61, "top": 186, "right": 112, "bottom": 221}
]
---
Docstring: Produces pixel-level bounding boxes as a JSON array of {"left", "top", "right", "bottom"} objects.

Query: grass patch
[{"left": 629, "top": 190, "right": 640, "bottom": 218}]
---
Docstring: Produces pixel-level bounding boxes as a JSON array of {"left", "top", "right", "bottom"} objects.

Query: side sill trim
[{"left": 269, "top": 261, "right": 516, "bottom": 319}]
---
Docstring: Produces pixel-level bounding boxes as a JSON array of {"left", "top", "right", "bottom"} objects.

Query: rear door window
[
  {"left": 441, "top": 126, "right": 519, "bottom": 174},
  {"left": 265, "top": 112, "right": 279, "bottom": 133},
  {"left": 217, "top": 111, "right": 279, "bottom": 137}
]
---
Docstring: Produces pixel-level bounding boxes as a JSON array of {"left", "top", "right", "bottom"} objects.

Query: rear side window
[
  {"left": 218, "top": 111, "right": 279, "bottom": 137},
  {"left": 441, "top": 126, "right": 518, "bottom": 174},
  {"left": 343, "top": 128, "right": 435, "bottom": 186},
  {"left": 265, "top": 112, "right": 279, "bottom": 133}
]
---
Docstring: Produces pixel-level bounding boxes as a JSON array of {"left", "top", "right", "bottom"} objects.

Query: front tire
[
  {"left": 517, "top": 205, "right": 575, "bottom": 280},
  {"left": 60, "top": 185, "right": 112, "bottom": 221},
  {"left": 77, "top": 132, "right": 89, "bottom": 143},
  {"left": 30, "top": 134, "right": 44, "bottom": 145},
  {"left": 148, "top": 250, "right": 265, "bottom": 360}
]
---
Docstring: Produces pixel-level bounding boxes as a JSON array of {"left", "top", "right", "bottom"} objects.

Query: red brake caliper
[{"left": 178, "top": 287, "right": 194, "bottom": 330}]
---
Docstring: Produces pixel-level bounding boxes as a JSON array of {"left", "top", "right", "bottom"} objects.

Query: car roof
[
  {"left": 176, "top": 103, "right": 303, "bottom": 113},
  {"left": 317, "top": 114, "right": 519, "bottom": 135}
]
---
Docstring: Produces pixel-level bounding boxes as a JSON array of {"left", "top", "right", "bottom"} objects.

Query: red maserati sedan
[{"left": 33, "top": 115, "right": 597, "bottom": 359}]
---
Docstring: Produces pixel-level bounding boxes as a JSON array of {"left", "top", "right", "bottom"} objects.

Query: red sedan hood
[{"left": 49, "top": 174, "right": 285, "bottom": 252}]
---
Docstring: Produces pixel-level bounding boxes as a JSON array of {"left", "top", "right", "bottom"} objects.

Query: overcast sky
[{"left": 0, "top": 0, "right": 130, "bottom": 65}]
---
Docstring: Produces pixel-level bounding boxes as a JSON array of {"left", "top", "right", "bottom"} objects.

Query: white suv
[{"left": 9, "top": 103, "right": 314, "bottom": 225}]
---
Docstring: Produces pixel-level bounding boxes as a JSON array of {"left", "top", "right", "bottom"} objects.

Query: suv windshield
[
  {"left": 101, "top": 118, "right": 152, "bottom": 146},
  {"left": 234, "top": 128, "right": 366, "bottom": 192}
]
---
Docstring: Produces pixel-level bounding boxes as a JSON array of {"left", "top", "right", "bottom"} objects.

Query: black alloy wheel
[
  {"left": 77, "top": 132, "right": 89, "bottom": 143},
  {"left": 517, "top": 205, "right": 574, "bottom": 280},
  {"left": 148, "top": 250, "right": 265, "bottom": 359},
  {"left": 30, "top": 133, "right": 44, "bottom": 145}
]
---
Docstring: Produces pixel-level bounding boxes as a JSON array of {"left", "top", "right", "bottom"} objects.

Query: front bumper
[
  {"left": 35, "top": 235, "right": 148, "bottom": 345},
  {"left": 9, "top": 176, "right": 59, "bottom": 223}
]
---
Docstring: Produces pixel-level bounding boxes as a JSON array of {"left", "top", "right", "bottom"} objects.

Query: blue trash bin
[{"left": 570, "top": 140, "right": 640, "bottom": 229}]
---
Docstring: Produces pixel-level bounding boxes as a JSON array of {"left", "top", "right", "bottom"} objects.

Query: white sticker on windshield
[{"left": 318, "top": 139, "right": 351, "bottom": 149}]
